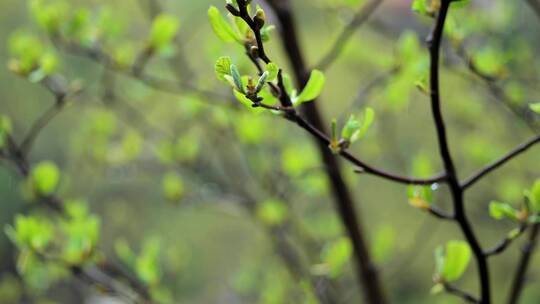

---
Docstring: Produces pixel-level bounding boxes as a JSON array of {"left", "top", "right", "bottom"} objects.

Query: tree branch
[
  {"left": 315, "top": 0, "right": 383, "bottom": 71},
  {"left": 507, "top": 223, "right": 540, "bottom": 304},
  {"left": 483, "top": 223, "right": 528, "bottom": 257},
  {"left": 462, "top": 134, "right": 540, "bottom": 190},
  {"left": 444, "top": 283, "right": 481, "bottom": 304},
  {"left": 427, "top": 1, "right": 490, "bottom": 302}
]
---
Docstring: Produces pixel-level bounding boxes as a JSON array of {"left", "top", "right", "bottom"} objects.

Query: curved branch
[
  {"left": 462, "top": 134, "right": 540, "bottom": 190},
  {"left": 444, "top": 283, "right": 480, "bottom": 304},
  {"left": 483, "top": 224, "right": 528, "bottom": 257},
  {"left": 294, "top": 115, "right": 448, "bottom": 185},
  {"left": 507, "top": 223, "right": 540, "bottom": 304},
  {"left": 20, "top": 99, "right": 66, "bottom": 156},
  {"left": 315, "top": 0, "right": 383, "bottom": 70},
  {"left": 427, "top": 1, "right": 490, "bottom": 302}
]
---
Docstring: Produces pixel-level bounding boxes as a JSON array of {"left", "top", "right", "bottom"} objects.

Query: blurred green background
[{"left": 0, "top": 0, "right": 540, "bottom": 303}]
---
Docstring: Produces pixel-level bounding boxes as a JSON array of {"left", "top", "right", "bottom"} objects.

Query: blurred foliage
[{"left": 0, "top": 0, "right": 539, "bottom": 303}]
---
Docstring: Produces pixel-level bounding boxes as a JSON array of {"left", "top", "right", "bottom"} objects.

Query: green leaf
[
  {"left": 214, "top": 56, "right": 232, "bottom": 81},
  {"left": 256, "top": 199, "right": 288, "bottom": 226},
  {"left": 260, "top": 25, "right": 275, "bottom": 42},
  {"left": 0, "top": 115, "right": 12, "bottom": 149},
  {"left": 342, "top": 107, "right": 375, "bottom": 143},
  {"left": 430, "top": 283, "right": 444, "bottom": 295},
  {"left": 234, "top": 90, "right": 260, "bottom": 113},
  {"left": 208, "top": 6, "right": 241, "bottom": 43},
  {"left": 136, "top": 237, "right": 161, "bottom": 286},
  {"left": 31, "top": 161, "right": 60, "bottom": 196},
  {"left": 530, "top": 103, "right": 540, "bottom": 114},
  {"left": 473, "top": 47, "right": 507, "bottom": 77},
  {"left": 489, "top": 201, "right": 518, "bottom": 221},
  {"left": 529, "top": 180, "right": 540, "bottom": 213},
  {"left": 322, "top": 237, "right": 352, "bottom": 278},
  {"left": 266, "top": 62, "right": 279, "bottom": 81},
  {"left": 411, "top": 0, "right": 430, "bottom": 16},
  {"left": 294, "top": 70, "right": 325, "bottom": 105},
  {"left": 30, "top": 0, "right": 69, "bottom": 34},
  {"left": 341, "top": 116, "right": 361, "bottom": 142},
  {"left": 407, "top": 185, "right": 433, "bottom": 209},
  {"left": 9, "top": 31, "right": 44, "bottom": 74},
  {"left": 441, "top": 240, "right": 471, "bottom": 282},
  {"left": 372, "top": 226, "right": 395, "bottom": 263},
  {"left": 161, "top": 172, "right": 184, "bottom": 202},
  {"left": 149, "top": 14, "right": 180, "bottom": 51},
  {"left": 114, "top": 238, "right": 136, "bottom": 266}
]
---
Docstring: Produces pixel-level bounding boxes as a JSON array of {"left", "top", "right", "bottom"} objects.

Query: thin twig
[
  {"left": 20, "top": 99, "right": 65, "bottom": 156},
  {"left": 316, "top": 0, "right": 383, "bottom": 71},
  {"left": 507, "top": 223, "right": 540, "bottom": 304},
  {"left": 444, "top": 283, "right": 481, "bottom": 303},
  {"left": 483, "top": 223, "right": 528, "bottom": 257},
  {"left": 428, "top": 205, "right": 455, "bottom": 220},
  {"left": 462, "top": 134, "right": 540, "bottom": 189}
]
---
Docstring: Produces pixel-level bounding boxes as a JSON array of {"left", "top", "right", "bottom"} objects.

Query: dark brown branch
[
  {"left": 427, "top": 1, "right": 490, "bottom": 303},
  {"left": 444, "top": 283, "right": 481, "bottom": 304},
  {"left": 316, "top": 0, "right": 383, "bottom": 70},
  {"left": 462, "top": 134, "right": 540, "bottom": 190},
  {"left": 262, "top": 0, "right": 388, "bottom": 303},
  {"left": 483, "top": 224, "right": 528, "bottom": 257},
  {"left": 231, "top": 1, "right": 445, "bottom": 186},
  {"left": 227, "top": 0, "right": 271, "bottom": 64},
  {"left": 428, "top": 205, "right": 455, "bottom": 220},
  {"left": 507, "top": 223, "right": 540, "bottom": 304}
]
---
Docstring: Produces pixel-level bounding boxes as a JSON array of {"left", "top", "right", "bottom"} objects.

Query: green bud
[
  {"left": 230, "top": 64, "right": 244, "bottom": 93},
  {"left": 255, "top": 71, "right": 269, "bottom": 93}
]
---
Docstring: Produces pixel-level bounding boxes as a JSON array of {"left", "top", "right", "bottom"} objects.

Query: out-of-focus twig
[{"left": 316, "top": 0, "right": 383, "bottom": 71}]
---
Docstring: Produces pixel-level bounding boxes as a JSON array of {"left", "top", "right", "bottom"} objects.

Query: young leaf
[
  {"left": 233, "top": 90, "right": 265, "bottom": 114},
  {"left": 408, "top": 185, "right": 433, "bottom": 209},
  {"left": 266, "top": 62, "right": 279, "bottom": 81},
  {"left": 341, "top": 116, "right": 361, "bottom": 142},
  {"left": 342, "top": 107, "right": 375, "bottom": 143},
  {"left": 208, "top": 6, "right": 241, "bottom": 43},
  {"left": 256, "top": 199, "right": 288, "bottom": 226},
  {"left": 441, "top": 241, "right": 471, "bottom": 282},
  {"left": 322, "top": 237, "right": 352, "bottom": 278},
  {"left": 489, "top": 201, "right": 518, "bottom": 221},
  {"left": 530, "top": 103, "right": 540, "bottom": 114},
  {"left": 411, "top": 0, "right": 429, "bottom": 16},
  {"left": 215, "top": 56, "right": 232, "bottom": 81},
  {"left": 529, "top": 180, "right": 540, "bottom": 213},
  {"left": 161, "top": 172, "right": 184, "bottom": 202},
  {"left": 135, "top": 237, "right": 161, "bottom": 286},
  {"left": 31, "top": 161, "right": 60, "bottom": 196},
  {"left": 294, "top": 70, "right": 325, "bottom": 105},
  {"left": 372, "top": 225, "right": 395, "bottom": 263},
  {"left": 149, "top": 14, "right": 180, "bottom": 50},
  {"left": 0, "top": 115, "right": 12, "bottom": 149}
]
